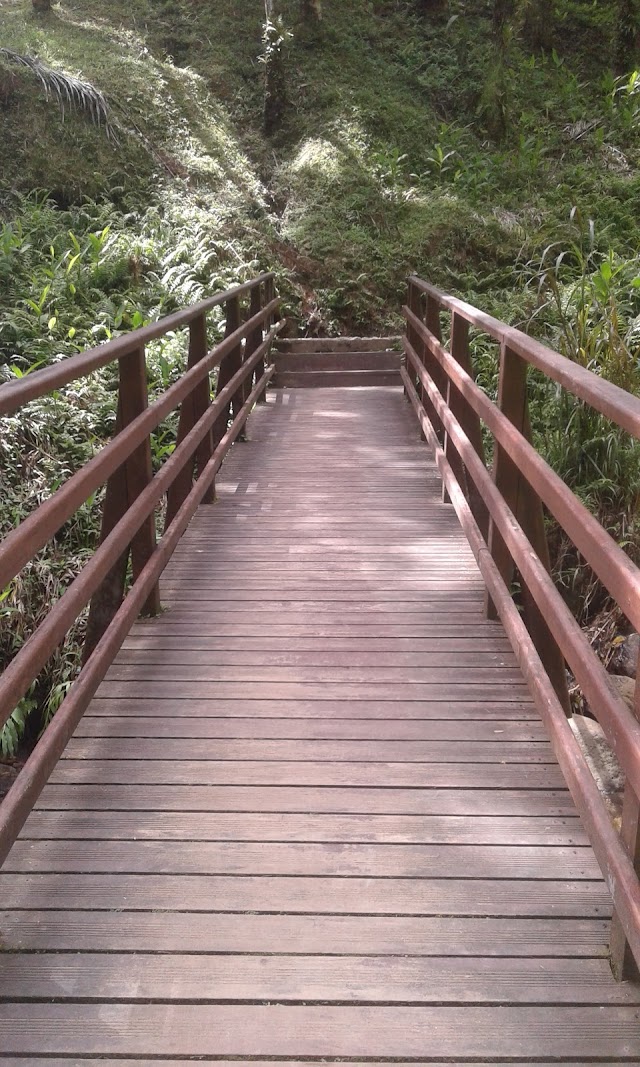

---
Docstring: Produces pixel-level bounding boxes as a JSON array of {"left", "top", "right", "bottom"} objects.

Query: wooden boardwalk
[{"left": 1, "top": 385, "right": 639, "bottom": 1062}]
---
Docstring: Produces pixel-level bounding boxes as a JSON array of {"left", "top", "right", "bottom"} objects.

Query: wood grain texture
[
  {"left": 1, "top": 1003, "right": 639, "bottom": 1058},
  {"left": 20, "top": 809, "right": 588, "bottom": 845},
  {"left": 34, "top": 783, "right": 577, "bottom": 814},
  {"left": 0, "top": 872, "right": 613, "bottom": 915},
  {"left": 0, "top": 910, "right": 611, "bottom": 956},
  {"left": 0, "top": 953, "right": 634, "bottom": 1004},
  {"left": 0, "top": 385, "right": 632, "bottom": 1062}
]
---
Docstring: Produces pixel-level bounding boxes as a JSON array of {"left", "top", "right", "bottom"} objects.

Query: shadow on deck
[{"left": 1, "top": 385, "right": 639, "bottom": 1062}]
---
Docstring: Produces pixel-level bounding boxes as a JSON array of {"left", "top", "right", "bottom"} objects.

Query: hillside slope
[{"left": 1, "top": 0, "right": 639, "bottom": 336}]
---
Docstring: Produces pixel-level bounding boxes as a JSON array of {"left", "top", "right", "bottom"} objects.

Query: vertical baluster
[
  {"left": 445, "top": 313, "right": 490, "bottom": 536},
  {"left": 441, "top": 312, "right": 467, "bottom": 505},
  {"left": 211, "top": 294, "right": 243, "bottom": 463},
  {"left": 487, "top": 343, "right": 570, "bottom": 712},
  {"left": 610, "top": 664, "right": 640, "bottom": 980},
  {"left": 165, "top": 312, "right": 213, "bottom": 531},
  {"left": 407, "top": 282, "right": 427, "bottom": 439},
  {"left": 244, "top": 285, "right": 265, "bottom": 406},
  {"left": 424, "top": 294, "right": 447, "bottom": 445},
  {"left": 83, "top": 346, "right": 159, "bottom": 662}
]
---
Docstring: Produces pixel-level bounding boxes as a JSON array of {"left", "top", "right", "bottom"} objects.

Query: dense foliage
[{"left": 1, "top": 0, "right": 640, "bottom": 750}]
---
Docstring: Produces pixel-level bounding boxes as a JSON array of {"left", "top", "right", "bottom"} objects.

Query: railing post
[
  {"left": 424, "top": 294, "right": 447, "bottom": 446},
  {"left": 487, "top": 343, "right": 570, "bottom": 713},
  {"left": 245, "top": 285, "right": 266, "bottom": 406},
  {"left": 446, "top": 314, "right": 490, "bottom": 537},
  {"left": 610, "top": 663, "right": 640, "bottom": 980},
  {"left": 165, "top": 312, "right": 213, "bottom": 531},
  {"left": 407, "top": 282, "right": 427, "bottom": 438},
  {"left": 211, "top": 294, "right": 244, "bottom": 472},
  {"left": 83, "top": 345, "right": 159, "bottom": 662},
  {"left": 263, "top": 276, "right": 275, "bottom": 330}
]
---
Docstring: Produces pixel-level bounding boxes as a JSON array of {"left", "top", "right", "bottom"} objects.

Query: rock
[
  {"left": 610, "top": 673, "right": 637, "bottom": 713},
  {"left": 570, "top": 714, "right": 624, "bottom": 822},
  {"left": 610, "top": 633, "right": 640, "bottom": 679}
]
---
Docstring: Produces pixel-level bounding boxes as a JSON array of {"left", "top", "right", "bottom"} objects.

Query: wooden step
[
  {"left": 274, "top": 352, "right": 402, "bottom": 372},
  {"left": 276, "top": 336, "right": 401, "bottom": 353},
  {"left": 271, "top": 369, "right": 402, "bottom": 388}
]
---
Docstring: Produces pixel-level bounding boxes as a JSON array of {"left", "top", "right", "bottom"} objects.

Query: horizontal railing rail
[
  {"left": 402, "top": 275, "right": 640, "bottom": 982},
  {"left": 0, "top": 273, "right": 280, "bottom": 862}
]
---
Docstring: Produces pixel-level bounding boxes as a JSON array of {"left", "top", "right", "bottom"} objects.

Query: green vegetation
[{"left": 1, "top": 0, "right": 640, "bottom": 750}]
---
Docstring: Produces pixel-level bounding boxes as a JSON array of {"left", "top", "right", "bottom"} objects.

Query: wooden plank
[
  {"left": 3, "top": 839, "right": 601, "bottom": 878},
  {"left": 62, "top": 737, "right": 556, "bottom": 763},
  {"left": 49, "top": 759, "right": 567, "bottom": 788},
  {"left": 75, "top": 717, "right": 547, "bottom": 741},
  {"left": 275, "top": 337, "right": 401, "bottom": 352},
  {"left": 93, "top": 682, "right": 533, "bottom": 701},
  {"left": 35, "top": 784, "right": 574, "bottom": 815},
  {"left": 274, "top": 352, "right": 403, "bottom": 371},
  {"left": 0, "top": 1062, "right": 624, "bottom": 1067},
  {"left": 0, "top": 872, "right": 611, "bottom": 915},
  {"left": 151, "top": 601, "right": 487, "bottom": 615},
  {"left": 21, "top": 810, "right": 587, "bottom": 846},
  {"left": 272, "top": 371, "right": 402, "bottom": 387},
  {"left": 158, "top": 587, "right": 486, "bottom": 600},
  {"left": 110, "top": 651, "right": 518, "bottom": 670},
  {"left": 128, "top": 623, "right": 512, "bottom": 638},
  {"left": 0, "top": 953, "right": 631, "bottom": 1004},
  {"left": 82, "top": 698, "right": 538, "bottom": 720},
  {"left": 0, "top": 1061, "right": 628, "bottom": 1067},
  {"left": 102, "top": 665, "right": 526, "bottom": 685},
  {"left": 0, "top": 909, "right": 610, "bottom": 956},
  {"left": 119, "top": 636, "right": 515, "bottom": 652},
  {"left": 1, "top": 1003, "right": 639, "bottom": 1058}
]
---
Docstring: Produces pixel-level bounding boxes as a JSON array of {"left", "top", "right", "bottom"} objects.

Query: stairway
[{"left": 272, "top": 336, "right": 402, "bottom": 388}]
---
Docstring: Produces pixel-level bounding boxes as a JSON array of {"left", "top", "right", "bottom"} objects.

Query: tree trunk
[
  {"left": 616, "top": 0, "right": 640, "bottom": 72},
  {"left": 263, "top": 0, "right": 287, "bottom": 135},
  {"left": 301, "top": 0, "right": 322, "bottom": 19},
  {"left": 523, "top": 0, "right": 554, "bottom": 51},
  {"left": 493, "top": 0, "right": 514, "bottom": 36}
]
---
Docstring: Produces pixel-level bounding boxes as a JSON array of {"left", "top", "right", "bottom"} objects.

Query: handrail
[
  {"left": 0, "top": 274, "right": 274, "bottom": 417},
  {"left": 409, "top": 275, "right": 640, "bottom": 438},
  {"left": 403, "top": 275, "right": 640, "bottom": 982},
  {"left": 0, "top": 272, "right": 280, "bottom": 862}
]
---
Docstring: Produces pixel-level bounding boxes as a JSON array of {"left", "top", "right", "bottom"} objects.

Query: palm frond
[{"left": 0, "top": 48, "right": 113, "bottom": 137}]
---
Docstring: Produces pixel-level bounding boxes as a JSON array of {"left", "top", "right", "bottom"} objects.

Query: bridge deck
[{"left": 0, "top": 386, "right": 639, "bottom": 1062}]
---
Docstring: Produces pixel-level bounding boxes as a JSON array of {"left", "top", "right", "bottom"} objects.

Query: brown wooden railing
[
  {"left": 402, "top": 275, "right": 640, "bottom": 981},
  {"left": 0, "top": 273, "right": 280, "bottom": 863}
]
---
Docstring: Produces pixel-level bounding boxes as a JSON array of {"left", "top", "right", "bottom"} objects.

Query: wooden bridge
[{"left": 1, "top": 274, "right": 640, "bottom": 1062}]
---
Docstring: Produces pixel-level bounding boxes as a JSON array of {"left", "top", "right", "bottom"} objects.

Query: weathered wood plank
[
  {"left": 0, "top": 909, "right": 610, "bottom": 956},
  {"left": 0, "top": 873, "right": 611, "bottom": 915},
  {"left": 4, "top": 839, "right": 601, "bottom": 878},
  {"left": 0, "top": 954, "right": 632, "bottom": 1004},
  {"left": 21, "top": 810, "right": 587, "bottom": 846},
  {"left": 94, "top": 681, "right": 534, "bottom": 701},
  {"left": 49, "top": 759, "right": 567, "bottom": 787},
  {"left": 1, "top": 1004, "right": 639, "bottom": 1058},
  {"left": 74, "top": 716, "right": 547, "bottom": 741},
  {"left": 82, "top": 698, "right": 538, "bottom": 720},
  {"left": 62, "top": 737, "right": 557, "bottom": 763},
  {"left": 275, "top": 337, "right": 401, "bottom": 351},
  {"left": 35, "top": 784, "right": 573, "bottom": 815}
]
